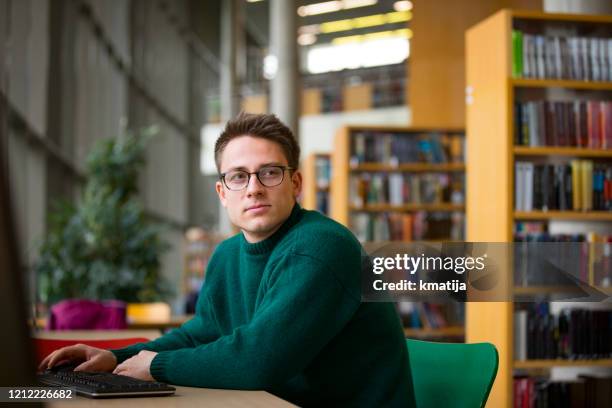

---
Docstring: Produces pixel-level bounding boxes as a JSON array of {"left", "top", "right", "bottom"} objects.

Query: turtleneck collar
[{"left": 241, "top": 202, "right": 303, "bottom": 255}]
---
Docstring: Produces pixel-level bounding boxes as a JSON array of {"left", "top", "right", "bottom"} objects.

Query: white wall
[{"left": 298, "top": 106, "right": 411, "bottom": 158}]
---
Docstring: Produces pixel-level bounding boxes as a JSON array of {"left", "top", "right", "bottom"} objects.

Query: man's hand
[
  {"left": 38, "top": 344, "right": 117, "bottom": 373},
  {"left": 112, "top": 350, "right": 157, "bottom": 381}
]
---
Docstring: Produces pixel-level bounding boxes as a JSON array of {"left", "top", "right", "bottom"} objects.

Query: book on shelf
[
  {"left": 514, "top": 303, "right": 612, "bottom": 361},
  {"left": 514, "top": 223, "right": 612, "bottom": 288},
  {"left": 515, "top": 160, "right": 612, "bottom": 211},
  {"left": 349, "top": 172, "right": 464, "bottom": 208},
  {"left": 398, "top": 302, "right": 464, "bottom": 331},
  {"left": 513, "top": 375, "right": 611, "bottom": 408},
  {"left": 512, "top": 29, "right": 612, "bottom": 82},
  {"left": 315, "top": 190, "right": 329, "bottom": 214},
  {"left": 514, "top": 100, "right": 612, "bottom": 148},
  {"left": 351, "top": 211, "right": 464, "bottom": 242},
  {"left": 350, "top": 131, "right": 464, "bottom": 166},
  {"left": 315, "top": 156, "right": 331, "bottom": 188}
]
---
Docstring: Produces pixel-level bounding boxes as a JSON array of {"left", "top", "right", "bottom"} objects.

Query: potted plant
[{"left": 36, "top": 129, "right": 172, "bottom": 321}]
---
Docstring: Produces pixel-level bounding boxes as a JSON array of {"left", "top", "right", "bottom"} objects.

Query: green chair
[{"left": 406, "top": 339, "right": 498, "bottom": 408}]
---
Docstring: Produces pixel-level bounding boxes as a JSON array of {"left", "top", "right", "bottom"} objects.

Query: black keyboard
[{"left": 37, "top": 364, "right": 175, "bottom": 398}]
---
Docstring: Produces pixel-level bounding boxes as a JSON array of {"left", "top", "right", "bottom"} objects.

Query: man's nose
[{"left": 245, "top": 173, "right": 265, "bottom": 195}]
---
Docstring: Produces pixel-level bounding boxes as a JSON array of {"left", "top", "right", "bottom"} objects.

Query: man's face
[{"left": 215, "top": 135, "right": 302, "bottom": 243}]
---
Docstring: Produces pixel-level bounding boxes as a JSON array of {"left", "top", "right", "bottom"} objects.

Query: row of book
[
  {"left": 513, "top": 228, "right": 611, "bottom": 287},
  {"left": 515, "top": 161, "right": 612, "bottom": 211},
  {"left": 514, "top": 305, "right": 611, "bottom": 360},
  {"left": 514, "top": 375, "right": 612, "bottom": 408},
  {"left": 397, "top": 302, "right": 464, "bottom": 330},
  {"left": 511, "top": 31, "right": 612, "bottom": 81},
  {"left": 514, "top": 100, "right": 612, "bottom": 148},
  {"left": 351, "top": 211, "right": 465, "bottom": 242},
  {"left": 350, "top": 173, "right": 464, "bottom": 207},
  {"left": 315, "top": 156, "right": 331, "bottom": 188},
  {"left": 350, "top": 132, "right": 464, "bottom": 165},
  {"left": 315, "top": 191, "right": 329, "bottom": 215}
]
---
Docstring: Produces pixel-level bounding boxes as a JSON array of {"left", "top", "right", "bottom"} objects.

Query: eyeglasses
[{"left": 220, "top": 165, "right": 294, "bottom": 191}]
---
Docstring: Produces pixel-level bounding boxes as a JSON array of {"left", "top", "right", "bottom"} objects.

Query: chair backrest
[
  {"left": 34, "top": 337, "right": 149, "bottom": 365},
  {"left": 406, "top": 339, "right": 498, "bottom": 408},
  {"left": 46, "top": 299, "right": 127, "bottom": 330}
]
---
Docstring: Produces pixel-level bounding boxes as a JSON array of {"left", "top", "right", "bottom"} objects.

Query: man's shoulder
[
  {"left": 211, "top": 233, "right": 241, "bottom": 259},
  {"left": 286, "top": 208, "right": 363, "bottom": 260}
]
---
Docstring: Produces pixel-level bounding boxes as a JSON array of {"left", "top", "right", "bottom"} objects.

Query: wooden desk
[{"left": 47, "top": 386, "right": 295, "bottom": 407}]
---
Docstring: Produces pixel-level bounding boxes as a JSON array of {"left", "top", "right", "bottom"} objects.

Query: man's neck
[{"left": 242, "top": 222, "right": 284, "bottom": 243}]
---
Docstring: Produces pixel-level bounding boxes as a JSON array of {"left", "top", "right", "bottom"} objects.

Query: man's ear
[
  {"left": 291, "top": 170, "right": 303, "bottom": 199},
  {"left": 216, "top": 180, "right": 228, "bottom": 207}
]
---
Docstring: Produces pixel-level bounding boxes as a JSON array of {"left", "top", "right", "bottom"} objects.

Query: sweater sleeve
[
  {"left": 148, "top": 253, "right": 360, "bottom": 389},
  {"left": 111, "top": 291, "right": 220, "bottom": 364}
]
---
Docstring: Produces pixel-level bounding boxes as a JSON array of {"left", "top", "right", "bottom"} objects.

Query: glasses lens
[
  {"left": 258, "top": 166, "right": 284, "bottom": 187},
  {"left": 225, "top": 170, "right": 249, "bottom": 190}
]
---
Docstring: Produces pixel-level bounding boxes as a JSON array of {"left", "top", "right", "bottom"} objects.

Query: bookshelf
[
  {"left": 514, "top": 359, "right": 612, "bottom": 369},
  {"left": 403, "top": 326, "right": 465, "bottom": 339},
  {"left": 466, "top": 9, "right": 612, "bottom": 407},
  {"left": 512, "top": 78, "right": 612, "bottom": 90},
  {"left": 331, "top": 125, "right": 466, "bottom": 242},
  {"left": 183, "top": 228, "right": 223, "bottom": 313},
  {"left": 302, "top": 153, "right": 331, "bottom": 215},
  {"left": 330, "top": 125, "right": 466, "bottom": 340}
]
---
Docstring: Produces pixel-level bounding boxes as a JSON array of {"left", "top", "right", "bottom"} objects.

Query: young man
[{"left": 39, "top": 113, "right": 414, "bottom": 406}]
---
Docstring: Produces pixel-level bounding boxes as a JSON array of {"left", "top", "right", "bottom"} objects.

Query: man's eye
[
  {"left": 261, "top": 168, "right": 280, "bottom": 177},
  {"left": 229, "top": 173, "right": 247, "bottom": 182}
]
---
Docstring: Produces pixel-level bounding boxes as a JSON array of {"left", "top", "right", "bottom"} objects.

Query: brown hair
[{"left": 214, "top": 112, "right": 300, "bottom": 172}]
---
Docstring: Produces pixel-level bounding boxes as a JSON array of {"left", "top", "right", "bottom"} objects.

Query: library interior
[{"left": 1, "top": 0, "right": 612, "bottom": 407}]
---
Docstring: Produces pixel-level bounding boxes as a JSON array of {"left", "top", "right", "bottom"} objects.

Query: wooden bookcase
[
  {"left": 331, "top": 125, "right": 466, "bottom": 235},
  {"left": 330, "top": 125, "right": 466, "bottom": 340},
  {"left": 302, "top": 152, "right": 331, "bottom": 214},
  {"left": 466, "top": 9, "right": 612, "bottom": 407}
]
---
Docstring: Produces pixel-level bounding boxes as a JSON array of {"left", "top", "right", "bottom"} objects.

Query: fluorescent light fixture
[
  {"left": 299, "top": 24, "right": 321, "bottom": 35},
  {"left": 393, "top": 0, "right": 412, "bottom": 12},
  {"left": 331, "top": 28, "right": 412, "bottom": 44},
  {"left": 246, "top": 0, "right": 264, "bottom": 3},
  {"left": 263, "top": 54, "right": 278, "bottom": 80},
  {"left": 297, "top": 0, "right": 377, "bottom": 17},
  {"left": 386, "top": 11, "right": 412, "bottom": 24},
  {"left": 343, "top": 0, "right": 378, "bottom": 9},
  {"left": 318, "top": 11, "right": 411, "bottom": 34},
  {"left": 298, "top": 1, "right": 342, "bottom": 17},
  {"left": 320, "top": 19, "right": 353, "bottom": 33},
  {"left": 307, "top": 36, "right": 409, "bottom": 73},
  {"left": 298, "top": 33, "right": 317, "bottom": 46},
  {"left": 353, "top": 14, "right": 386, "bottom": 28}
]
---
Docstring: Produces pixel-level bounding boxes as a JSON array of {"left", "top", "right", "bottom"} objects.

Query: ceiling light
[
  {"left": 343, "top": 0, "right": 378, "bottom": 9},
  {"left": 299, "top": 24, "right": 321, "bottom": 35},
  {"left": 320, "top": 19, "right": 354, "bottom": 33},
  {"left": 263, "top": 55, "right": 278, "bottom": 80},
  {"left": 353, "top": 14, "right": 386, "bottom": 28},
  {"left": 298, "top": 1, "right": 342, "bottom": 17},
  {"left": 297, "top": 0, "right": 377, "bottom": 17},
  {"left": 386, "top": 11, "right": 411, "bottom": 24},
  {"left": 318, "top": 11, "right": 411, "bottom": 34},
  {"left": 298, "top": 33, "right": 317, "bottom": 46},
  {"left": 393, "top": 1, "right": 412, "bottom": 11},
  {"left": 331, "top": 28, "right": 412, "bottom": 45}
]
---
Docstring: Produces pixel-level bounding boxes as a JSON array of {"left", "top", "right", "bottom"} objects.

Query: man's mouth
[{"left": 245, "top": 204, "right": 271, "bottom": 212}]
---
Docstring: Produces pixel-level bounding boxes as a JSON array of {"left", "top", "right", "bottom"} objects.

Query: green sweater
[{"left": 112, "top": 204, "right": 414, "bottom": 407}]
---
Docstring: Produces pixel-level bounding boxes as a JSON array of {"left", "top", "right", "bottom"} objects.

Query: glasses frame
[{"left": 220, "top": 165, "right": 295, "bottom": 191}]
